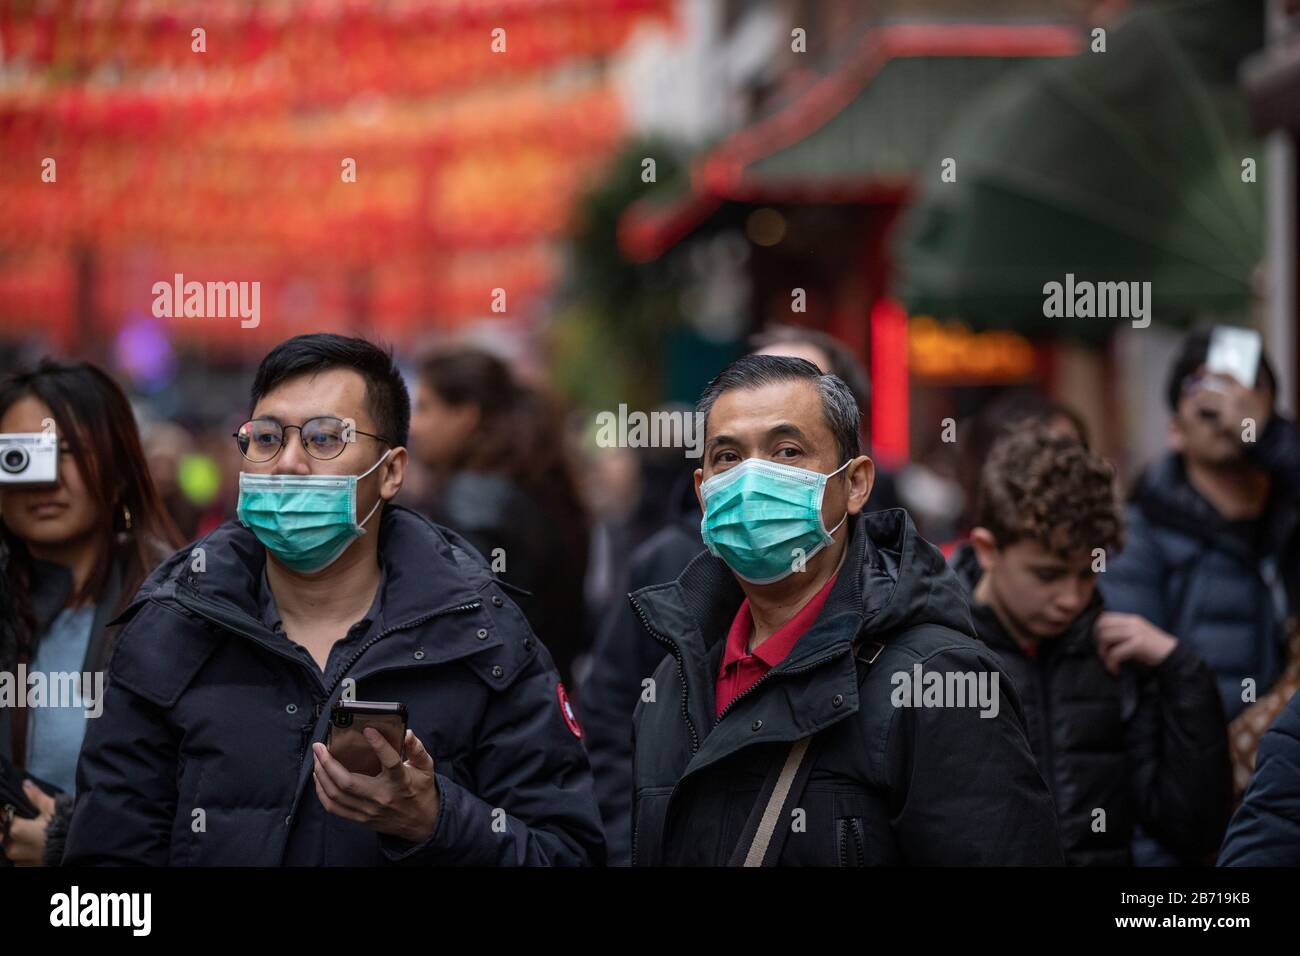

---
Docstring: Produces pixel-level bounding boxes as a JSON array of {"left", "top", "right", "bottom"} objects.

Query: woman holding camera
[{"left": 0, "top": 359, "right": 179, "bottom": 866}]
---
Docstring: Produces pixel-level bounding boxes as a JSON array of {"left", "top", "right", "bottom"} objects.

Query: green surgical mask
[
  {"left": 237, "top": 450, "right": 390, "bottom": 574},
  {"left": 700, "top": 457, "right": 850, "bottom": 584}
]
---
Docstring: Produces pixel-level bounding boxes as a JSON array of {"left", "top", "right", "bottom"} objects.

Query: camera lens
[{"left": 0, "top": 446, "right": 28, "bottom": 474}]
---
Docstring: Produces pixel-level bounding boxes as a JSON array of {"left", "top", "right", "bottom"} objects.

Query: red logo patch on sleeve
[{"left": 556, "top": 682, "right": 583, "bottom": 739}]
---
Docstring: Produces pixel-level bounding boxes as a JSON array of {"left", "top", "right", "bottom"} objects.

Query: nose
[
  {"left": 273, "top": 431, "right": 312, "bottom": 475},
  {"left": 1055, "top": 579, "right": 1087, "bottom": 616}
]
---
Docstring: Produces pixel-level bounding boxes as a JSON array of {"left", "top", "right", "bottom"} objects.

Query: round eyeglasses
[{"left": 233, "top": 417, "right": 392, "bottom": 462}]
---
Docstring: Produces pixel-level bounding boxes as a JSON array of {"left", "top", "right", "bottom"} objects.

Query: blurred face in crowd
[
  {"left": 695, "top": 378, "right": 874, "bottom": 573},
  {"left": 0, "top": 396, "right": 100, "bottom": 550},
  {"left": 752, "top": 341, "right": 831, "bottom": 373},
  {"left": 409, "top": 381, "right": 478, "bottom": 471},
  {"left": 1171, "top": 372, "right": 1271, "bottom": 467},
  {"left": 1043, "top": 413, "right": 1084, "bottom": 445},
  {"left": 242, "top": 368, "right": 404, "bottom": 510},
  {"left": 971, "top": 529, "right": 1096, "bottom": 641}
]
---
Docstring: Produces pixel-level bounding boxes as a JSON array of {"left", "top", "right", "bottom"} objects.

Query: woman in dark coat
[{"left": 409, "top": 347, "right": 589, "bottom": 684}]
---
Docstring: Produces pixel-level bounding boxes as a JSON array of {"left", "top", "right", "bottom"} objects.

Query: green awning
[
  {"left": 748, "top": 55, "right": 1062, "bottom": 189},
  {"left": 894, "top": 0, "right": 1265, "bottom": 337}
]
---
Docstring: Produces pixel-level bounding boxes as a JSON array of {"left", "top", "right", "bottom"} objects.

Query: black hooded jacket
[
  {"left": 629, "top": 509, "right": 1063, "bottom": 866},
  {"left": 951, "top": 543, "right": 1231, "bottom": 865},
  {"left": 62, "top": 506, "right": 605, "bottom": 866}
]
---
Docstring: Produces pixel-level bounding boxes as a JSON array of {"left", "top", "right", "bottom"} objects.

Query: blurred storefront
[
  {"left": 1243, "top": 0, "right": 1300, "bottom": 412},
  {"left": 615, "top": 12, "right": 1086, "bottom": 465}
]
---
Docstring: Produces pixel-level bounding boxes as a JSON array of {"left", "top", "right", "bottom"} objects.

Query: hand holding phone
[
  {"left": 326, "top": 700, "right": 408, "bottom": 776},
  {"left": 312, "top": 712, "right": 441, "bottom": 844},
  {"left": 1205, "top": 326, "right": 1262, "bottom": 389}
]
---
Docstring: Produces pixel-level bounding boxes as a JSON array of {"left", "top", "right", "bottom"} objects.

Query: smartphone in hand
[
  {"left": 327, "top": 700, "right": 409, "bottom": 776},
  {"left": 1206, "top": 325, "right": 1262, "bottom": 389}
]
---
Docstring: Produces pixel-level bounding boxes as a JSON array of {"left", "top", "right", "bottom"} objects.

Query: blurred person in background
[
  {"left": 942, "top": 390, "right": 1091, "bottom": 555},
  {"left": 0, "top": 359, "right": 180, "bottom": 866},
  {"left": 409, "top": 346, "right": 590, "bottom": 685},
  {"left": 582, "top": 327, "right": 920, "bottom": 864},
  {"left": 142, "top": 419, "right": 203, "bottom": 540},
  {"left": 951, "top": 424, "right": 1229, "bottom": 865},
  {"left": 1102, "top": 332, "right": 1299, "bottom": 720},
  {"left": 1100, "top": 329, "right": 1300, "bottom": 865}
]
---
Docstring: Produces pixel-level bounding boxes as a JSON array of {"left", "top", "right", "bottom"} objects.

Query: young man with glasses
[{"left": 63, "top": 334, "right": 605, "bottom": 866}]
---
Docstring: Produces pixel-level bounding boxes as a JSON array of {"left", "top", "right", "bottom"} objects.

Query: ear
[
  {"left": 844, "top": 455, "right": 875, "bottom": 516},
  {"left": 969, "top": 527, "right": 1001, "bottom": 574},
  {"left": 379, "top": 447, "right": 408, "bottom": 501},
  {"left": 693, "top": 467, "right": 705, "bottom": 514}
]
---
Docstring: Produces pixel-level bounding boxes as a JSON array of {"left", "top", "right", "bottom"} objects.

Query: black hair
[
  {"left": 1166, "top": 328, "right": 1276, "bottom": 412},
  {"left": 697, "top": 354, "right": 861, "bottom": 465},
  {"left": 251, "top": 334, "right": 410, "bottom": 448}
]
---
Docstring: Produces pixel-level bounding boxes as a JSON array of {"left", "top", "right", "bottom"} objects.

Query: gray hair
[{"left": 696, "top": 354, "right": 861, "bottom": 465}]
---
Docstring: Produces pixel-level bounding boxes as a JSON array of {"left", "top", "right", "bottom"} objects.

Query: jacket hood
[
  {"left": 1132, "top": 452, "right": 1300, "bottom": 561},
  {"left": 632, "top": 508, "right": 974, "bottom": 665},
  {"left": 122, "top": 504, "right": 483, "bottom": 632}
]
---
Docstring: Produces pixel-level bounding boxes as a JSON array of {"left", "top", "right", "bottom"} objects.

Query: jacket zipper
[
  {"left": 629, "top": 597, "right": 700, "bottom": 755},
  {"left": 176, "top": 592, "right": 321, "bottom": 683},
  {"left": 627, "top": 594, "right": 855, "bottom": 865},
  {"left": 1035, "top": 654, "right": 1055, "bottom": 791},
  {"left": 715, "top": 645, "right": 850, "bottom": 725},
  {"left": 176, "top": 591, "right": 482, "bottom": 697},
  {"left": 628, "top": 595, "right": 694, "bottom": 870},
  {"left": 324, "top": 601, "right": 483, "bottom": 697}
]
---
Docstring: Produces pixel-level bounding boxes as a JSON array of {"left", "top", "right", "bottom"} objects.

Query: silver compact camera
[{"left": 0, "top": 433, "right": 59, "bottom": 486}]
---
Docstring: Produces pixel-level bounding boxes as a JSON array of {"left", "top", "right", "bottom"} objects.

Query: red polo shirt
[{"left": 715, "top": 572, "right": 839, "bottom": 719}]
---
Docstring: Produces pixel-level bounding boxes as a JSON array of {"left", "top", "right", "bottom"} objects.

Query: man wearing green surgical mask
[
  {"left": 629, "top": 354, "right": 1062, "bottom": 866},
  {"left": 64, "top": 334, "right": 605, "bottom": 866}
]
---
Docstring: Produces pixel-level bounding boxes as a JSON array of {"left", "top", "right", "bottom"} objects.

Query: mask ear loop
[
  {"left": 819, "top": 459, "right": 853, "bottom": 542},
  {"left": 355, "top": 449, "right": 393, "bottom": 532}
]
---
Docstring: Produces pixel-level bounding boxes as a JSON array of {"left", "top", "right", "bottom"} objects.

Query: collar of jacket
[
  {"left": 30, "top": 557, "right": 73, "bottom": 632},
  {"left": 1134, "top": 453, "right": 1299, "bottom": 562},
  {"left": 630, "top": 509, "right": 971, "bottom": 768},
  {"left": 949, "top": 541, "right": 1102, "bottom": 660},
  {"left": 29, "top": 556, "right": 123, "bottom": 673},
  {"left": 116, "top": 505, "right": 495, "bottom": 673}
]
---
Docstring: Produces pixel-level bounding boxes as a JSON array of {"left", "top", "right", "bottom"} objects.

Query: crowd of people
[{"left": 1, "top": 325, "right": 1297, "bottom": 866}]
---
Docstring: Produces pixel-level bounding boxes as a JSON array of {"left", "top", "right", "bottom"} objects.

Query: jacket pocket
[{"left": 837, "top": 816, "right": 866, "bottom": 867}]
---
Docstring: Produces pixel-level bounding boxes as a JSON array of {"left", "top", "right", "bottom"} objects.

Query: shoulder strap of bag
[{"left": 728, "top": 636, "right": 885, "bottom": 867}]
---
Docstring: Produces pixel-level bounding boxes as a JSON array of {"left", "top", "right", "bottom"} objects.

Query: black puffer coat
[
  {"left": 952, "top": 543, "right": 1231, "bottom": 865},
  {"left": 62, "top": 506, "right": 605, "bottom": 866}
]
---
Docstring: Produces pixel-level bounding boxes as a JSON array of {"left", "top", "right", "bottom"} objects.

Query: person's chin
[{"left": 1031, "top": 618, "right": 1072, "bottom": 638}]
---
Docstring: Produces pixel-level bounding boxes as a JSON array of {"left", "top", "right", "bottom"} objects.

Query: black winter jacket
[
  {"left": 431, "top": 471, "right": 589, "bottom": 684},
  {"left": 61, "top": 506, "right": 605, "bottom": 866},
  {"left": 1219, "top": 688, "right": 1300, "bottom": 865},
  {"left": 629, "top": 509, "right": 1064, "bottom": 866},
  {"left": 582, "top": 515, "right": 702, "bottom": 865},
  {"left": 951, "top": 544, "right": 1231, "bottom": 865}
]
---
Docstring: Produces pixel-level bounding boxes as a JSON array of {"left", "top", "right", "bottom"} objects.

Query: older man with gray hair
[{"left": 628, "top": 354, "right": 1061, "bottom": 866}]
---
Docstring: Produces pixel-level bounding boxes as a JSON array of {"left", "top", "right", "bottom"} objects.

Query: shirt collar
[
  {"left": 720, "top": 570, "right": 840, "bottom": 672},
  {"left": 257, "top": 562, "right": 387, "bottom": 636}
]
